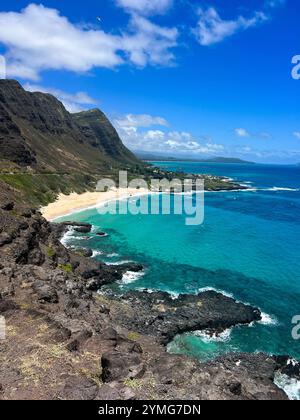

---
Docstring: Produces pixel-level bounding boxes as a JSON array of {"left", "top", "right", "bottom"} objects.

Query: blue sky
[{"left": 0, "top": 0, "right": 300, "bottom": 163}]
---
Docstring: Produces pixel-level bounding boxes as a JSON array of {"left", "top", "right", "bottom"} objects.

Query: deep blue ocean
[{"left": 57, "top": 163, "right": 300, "bottom": 364}]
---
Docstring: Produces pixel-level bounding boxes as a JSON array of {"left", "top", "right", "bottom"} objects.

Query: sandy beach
[{"left": 40, "top": 187, "right": 150, "bottom": 221}]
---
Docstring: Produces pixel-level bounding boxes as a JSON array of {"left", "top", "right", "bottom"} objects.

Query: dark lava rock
[
  {"left": 202, "top": 353, "right": 289, "bottom": 400},
  {"left": 74, "top": 226, "right": 91, "bottom": 234},
  {"left": 0, "top": 299, "right": 18, "bottom": 313},
  {"left": 81, "top": 269, "right": 102, "bottom": 280},
  {"left": 101, "top": 341, "right": 144, "bottom": 383},
  {"left": 96, "top": 232, "right": 107, "bottom": 237},
  {"left": 83, "top": 263, "right": 144, "bottom": 291},
  {"left": 60, "top": 376, "right": 99, "bottom": 400},
  {"left": 75, "top": 248, "right": 93, "bottom": 258},
  {"left": 1, "top": 201, "right": 15, "bottom": 211},
  {"left": 85, "top": 273, "right": 122, "bottom": 291},
  {"left": 113, "top": 290, "right": 262, "bottom": 344},
  {"left": 33, "top": 281, "right": 59, "bottom": 304},
  {"left": 228, "top": 381, "right": 242, "bottom": 396},
  {"left": 274, "top": 355, "right": 300, "bottom": 380},
  {"left": 115, "top": 263, "right": 144, "bottom": 274},
  {"left": 66, "top": 330, "right": 93, "bottom": 352},
  {"left": 62, "top": 222, "right": 92, "bottom": 233},
  {"left": 20, "top": 209, "right": 33, "bottom": 218},
  {"left": 0, "top": 233, "right": 13, "bottom": 247},
  {"left": 18, "top": 222, "right": 29, "bottom": 231},
  {"left": 96, "top": 384, "right": 122, "bottom": 400},
  {"left": 102, "top": 352, "right": 144, "bottom": 382}
]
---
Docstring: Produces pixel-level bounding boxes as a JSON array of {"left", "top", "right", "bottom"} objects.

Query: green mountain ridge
[
  {"left": 0, "top": 80, "right": 142, "bottom": 205},
  {"left": 0, "top": 80, "right": 139, "bottom": 171}
]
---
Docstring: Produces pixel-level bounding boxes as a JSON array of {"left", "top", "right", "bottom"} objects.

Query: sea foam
[
  {"left": 121, "top": 270, "right": 145, "bottom": 284},
  {"left": 259, "top": 312, "right": 278, "bottom": 326},
  {"left": 198, "top": 286, "right": 234, "bottom": 299},
  {"left": 107, "top": 260, "right": 134, "bottom": 266},
  {"left": 60, "top": 227, "right": 76, "bottom": 247},
  {"left": 92, "top": 250, "right": 104, "bottom": 257},
  {"left": 194, "top": 328, "right": 232, "bottom": 343},
  {"left": 274, "top": 373, "right": 300, "bottom": 400},
  {"left": 267, "top": 187, "right": 299, "bottom": 192}
]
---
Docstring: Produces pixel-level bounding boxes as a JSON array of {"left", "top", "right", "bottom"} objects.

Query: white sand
[{"left": 40, "top": 188, "right": 150, "bottom": 221}]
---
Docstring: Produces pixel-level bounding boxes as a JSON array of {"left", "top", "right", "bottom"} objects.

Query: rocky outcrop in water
[{"left": 110, "top": 290, "right": 261, "bottom": 344}]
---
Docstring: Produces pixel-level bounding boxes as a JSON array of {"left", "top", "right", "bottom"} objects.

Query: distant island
[{"left": 136, "top": 153, "right": 254, "bottom": 164}]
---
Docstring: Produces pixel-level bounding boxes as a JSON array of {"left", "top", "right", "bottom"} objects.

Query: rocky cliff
[
  {"left": 0, "top": 79, "right": 144, "bottom": 206},
  {"left": 0, "top": 80, "right": 139, "bottom": 170}
]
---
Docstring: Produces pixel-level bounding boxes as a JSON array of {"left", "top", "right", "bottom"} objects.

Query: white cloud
[
  {"left": 293, "top": 131, "right": 300, "bottom": 140},
  {"left": 116, "top": 0, "right": 173, "bottom": 16},
  {"left": 115, "top": 114, "right": 169, "bottom": 128},
  {"left": 0, "top": 4, "right": 178, "bottom": 81},
  {"left": 115, "top": 117, "right": 224, "bottom": 155},
  {"left": 194, "top": 7, "right": 268, "bottom": 46},
  {"left": 235, "top": 128, "right": 250, "bottom": 137},
  {"left": 23, "top": 83, "right": 97, "bottom": 113},
  {"left": 123, "top": 14, "right": 178, "bottom": 67}
]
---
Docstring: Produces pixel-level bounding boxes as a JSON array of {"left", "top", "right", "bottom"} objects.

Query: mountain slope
[
  {"left": 0, "top": 80, "right": 139, "bottom": 172},
  {"left": 73, "top": 109, "right": 138, "bottom": 165},
  {"left": 0, "top": 80, "right": 142, "bottom": 205}
]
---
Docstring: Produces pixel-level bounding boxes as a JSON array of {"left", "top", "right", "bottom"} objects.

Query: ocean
[{"left": 57, "top": 162, "right": 300, "bottom": 366}]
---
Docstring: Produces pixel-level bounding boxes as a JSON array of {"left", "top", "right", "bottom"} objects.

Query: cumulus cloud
[
  {"left": 23, "top": 83, "right": 97, "bottom": 113},
  {"left": 194, "top": 7, "right": 268, "bottom": 46},
  {"left": 114, "top": 114, "right": 224, "bottom": 155},
  {"left": 0, "top": 3, "right": 178, "bottom": 81},
  {"left": 123, "top": 14, "right": 178, "bottom": 67},
  {"left": 115, "top": 114, "right": 169, "bottom": 128},
  {"left": 116, "top": 0, "right": 173, "bottom": 16}
]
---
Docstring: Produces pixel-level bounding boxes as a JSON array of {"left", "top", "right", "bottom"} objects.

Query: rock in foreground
[{"left": 0, "top": 201, "right": 297, "bottom": 400}]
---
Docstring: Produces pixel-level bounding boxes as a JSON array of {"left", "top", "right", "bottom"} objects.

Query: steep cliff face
[
  {"left": 0, "top": 102, "right": 36, "bottom": 166},
  {"left": 0, "top": 80, "right": 140, "bottom": 172},
  {"left": 73, "top": 109, "right": 138, "bottom": 164}
]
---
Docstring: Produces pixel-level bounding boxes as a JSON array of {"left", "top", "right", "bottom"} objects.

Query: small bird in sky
[{"left": 96, "top": 17, "right": 102, "bottom": 22}]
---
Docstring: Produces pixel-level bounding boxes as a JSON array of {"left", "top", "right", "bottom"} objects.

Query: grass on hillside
[{"left": 0, "top": 173, "right": 96, "bottom": 206}]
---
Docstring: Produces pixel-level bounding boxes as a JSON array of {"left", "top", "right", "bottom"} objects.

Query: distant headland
[{"left": 136, "top": 153, "right": 255, "bottom": 164}]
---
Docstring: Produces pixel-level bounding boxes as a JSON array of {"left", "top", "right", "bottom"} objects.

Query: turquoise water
[{"left": 57, "top": 163, "right": 300, "bottom": 362}]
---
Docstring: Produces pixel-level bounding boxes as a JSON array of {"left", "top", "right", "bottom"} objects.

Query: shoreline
[
  {"left": 41, "top": 182, "right": 298, "bottom": 222},
  {"left": 41, "top": 182, "right": 251, "bottom": 221},
  {"left": 41, "top": 186, "right": 257, "bottom": 221},
  {"left": 40, "top": 188, "right": 151, "bottom": 221}
]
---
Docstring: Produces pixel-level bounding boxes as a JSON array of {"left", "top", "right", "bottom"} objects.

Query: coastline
[
  {"left": 40, "top": 187, "right": 151, "bottom": 221},
  {"left": 41, "top": 185, "right": 253, "bottom": 221}
]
